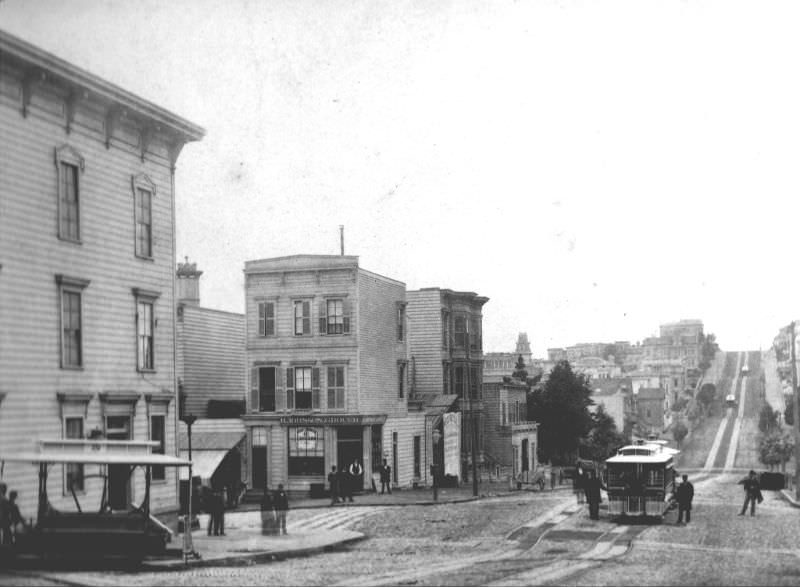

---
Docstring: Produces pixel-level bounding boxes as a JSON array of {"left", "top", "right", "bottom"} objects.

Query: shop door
[
  {"left": 337, "top": 426, "right": 364, "bottom": 490},
  {"left": 106, "top": 416, "right": 131, "bottom": 510},
  {"left": 521, "top": 439, "right": 530, "bottom": 472},
  {"left": 252, "top": 446, "right": 267, "bottom": 490}
]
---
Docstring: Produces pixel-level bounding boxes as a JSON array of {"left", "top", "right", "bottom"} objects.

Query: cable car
[
  {"left": 605, "top": 439, "right": 679, "bottom": 521},
  {"left": 0, "top": 438, "right": 192, "bottom": 562},
  {"left": 725, "top": 394, "right": 736, "bottom": 408}
]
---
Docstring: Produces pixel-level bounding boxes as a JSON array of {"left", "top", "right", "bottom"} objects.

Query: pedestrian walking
[
  {"left": 380, "top": 459, "right": 392, "bottom": 495},
  {"left": 675, "top": 474, "right": 694, "bottom": 525},
  {"left": 574, "top": 466, "right": 585, "bottom": 504},
  {"left": 260, "top": 490, "right": 276, "bottom": 535},
  {"left": 583, "top": 470, "right": 606, "bottom": 520},
  {"left": 550, "top": 466, "right": 557, "bottom": 490},
  {"left": 328, "top": 465, "right": 341, "bottom": 506},
  {"left": 273, "top": 484, "right": 289, "bottom": 535},
  {"left": 738, "top": 470, "right": 763, "bottom": 517},
  {"left": 0, "top": 483, "right": 10, "bottom": 546}
]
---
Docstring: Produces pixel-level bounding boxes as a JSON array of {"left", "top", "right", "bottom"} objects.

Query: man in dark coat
[
  {"left": 328, "top": 465, "right": 341, "bottom": 506},
  {"left": 675, "top": 474, "right": 694, "bottom": 524},
  {"left": 380, "top": 459, "right": 392, "bottom": 495},
  {"left": 273, "top": 484, "right": 289, "bottom": 535},
  {"left": 583, "top": 470, "right": 606, "bottom": 520},
  {"left": 260, "top": 490, "right": 277, "bottom": 535},
  {"left": 738, "top": 470, "right": 763, "bottom": 516}
]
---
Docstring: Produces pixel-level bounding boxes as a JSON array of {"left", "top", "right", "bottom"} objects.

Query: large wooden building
[
  {"left": 243, "top": 255, "right": 429, "bottom": 494},
  {"left": 0, "top": 30, "right": 204, "bottom": 519}
]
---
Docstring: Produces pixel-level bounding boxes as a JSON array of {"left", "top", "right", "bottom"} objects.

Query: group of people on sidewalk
[
  {"left": 260, "top": 484, "right": 290, "bottom": 536},
  {"left": 328, "top": 459, "right": 377, "bottom": 505}
]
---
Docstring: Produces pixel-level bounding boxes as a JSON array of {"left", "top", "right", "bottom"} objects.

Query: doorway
[
  {"left": 337, "top": 426, "right": 363, "bottom": 490},
  {"left": 251, "top": 427, "right": 268, "bottom": 490},
  {"left": 521, "top": 438, "right": 530, "bottom": 472},
  {"left": 106, "top": 415, "right": 131, "bottom": 510}
]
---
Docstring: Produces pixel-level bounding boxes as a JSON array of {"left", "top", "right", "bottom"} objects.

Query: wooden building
[
  {"left": 0, "top": 30, "right": 204, "bottom": 519},
  {"left": 243, "top": 255, "right": 427, "bottom": 495},
  {"left": 482, "top": 379, "right": 538, "bottom": 481}
]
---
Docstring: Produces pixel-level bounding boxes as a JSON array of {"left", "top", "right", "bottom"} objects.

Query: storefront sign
[
  {"left": 443, "top": 412, "right": 461, "bottom": 478},
  {"left": 280, "top": 414, "right": 370, "bottom": 426},
  {"left": 296, "top": 427, "right": 317, "bottom": 451}
]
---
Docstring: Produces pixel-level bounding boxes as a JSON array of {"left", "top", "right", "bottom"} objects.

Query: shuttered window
[
  {"left": 327, "top": 366, "right": 345, "bottom": 410},
  {"left": 288, "top": 366, "right": 319, "bottom": 410},
  {"left": 135, "top": 188, "right": 153, "bottom": 258},
  {"left": 258, "top": 301, "right": 275, "bottom": 336},
  {"left": 137, "top": 301, "right": 154, "bottom": 371},
  {"left": 294, "top": 300, "right": 311, "bottom": 335},
  {"left": 319, "top": 298, "right": 351, "bottom": 335},
  {"left": 62, "top": 290, "right": 82, "bottom": 368},
  {"left": 60, "top": 162, "right": 80, "bottom": 241}
]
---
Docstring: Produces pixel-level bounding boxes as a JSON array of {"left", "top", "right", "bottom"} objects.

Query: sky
[{"left": 3, "top": 0, "right": 800, "bottom": 356}]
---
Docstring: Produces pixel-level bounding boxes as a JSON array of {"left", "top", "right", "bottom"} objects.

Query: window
[
  {"left": 55, "top": 145, "right": 84, "bottom": 242},
  {"left": 398, "top": 361, "right": 407, "bottom": 399},
  {"left": 65, "top": 417, "right": 84, "bottom": 492},
  {"left": 319, "top": 298, "right": 350, "bottom": 335},
  {"left": 150, "top": 415, "right": 165, "bottom": 481},
  {"left": 413, "top": 436, "right": 421, "bottom": 478},
  {"left": 441, "top": 311, "right": 450, "bottom": 350},
  {"left": 442, "top": 362, "right": 450, "bottom": 394},
  {"left": 250, "top": 367, "right": 277, "bottom": 412},
  {"left": 469, "top": 317, "right": 481, "bottom": 351},
  {"left": 469, "top": 366, "right": 479, "bottom": 399},
  {"left": 454, "top": 315, "right": 467, "bottom": 348},
  {"left": 132, "top": 174, "right": 156, "bottom": 259},
  {"left": 294, "top": 300, "right": 311, "bottom": 336},
  {"left": 371, "top": 425, "right": 383, "bottom": 473},
  {"left": 454, "top": 364, "right": 466, "bottom": 398},
  {"left": 288, "top": 427, "right": 324, "bottom": 475},
  {"left": 57, "top": 275, "right": 89, "bottom": 369},
  {"left": 137, "top": 301, "right": 154, "bottom": 371},
  {"left": 287, "top": 366, "right": 319, "bottom": 410},
  {"left": 327, "top": 366, "right": 345, "bottom": 410},
  {"left": 397, "top": 303, "right": 406, "bottom": 341},
  {"left": 258, "top": 302, "right": 275, "bottom": 336},
  {"left": 501, "top": 402, "right": 506, "bottom": 426}
]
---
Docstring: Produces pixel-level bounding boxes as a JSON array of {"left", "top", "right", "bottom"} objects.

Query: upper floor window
[
  {"left": 469, "top": 365, "right": 479, "bottom": 399},
  {"left": 327, "top": 366, "right": 345, "bottom": 410},
  {"left": 454, "top": 364, "right": 466, "bottom": 398},
  {"left": 397, "top": 303, "right": 406, "bottom": 341},
  {"left": 441, "top": 311, "right": 450, "bottom": 350},
  {"left": 55, "top": 145, "right": 84, "bottom": 243},
  {"left": 442, "top": 362, "right": 450, "bottom": 394},
  {"left": 398, "top": 361, "right": 408, "bottom": 399},
  {"left": 320, "top": 298, "right": 350, "bottom": 335},
  {"left": 294, "top": 300, "right": 311, "bottom": 336},
  {"left": 134, "top": 288, "right": 160, "bottom": 372},
  {"left": 132, "top": 174, "right": 156, "bottom": 259},
  {"left": 287, "top": 366, "right": 319, "bottom": 410},
  {"left": 258, "top": 301, "right": 275, "bottom": 336},
  {"left": 454, "top": 315, "right": 468, "bottom": 348},
  {"left": 469, "top": 317, "right": 481, "bottom": 351},
  {"left": 56, "top": 274, "right": 90, "bottom": 369}
]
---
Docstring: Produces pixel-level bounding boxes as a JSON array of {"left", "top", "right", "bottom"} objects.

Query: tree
[
  {"left": 512, "top": 355, "right": 528, "bottom": 381},
  {"left": 672, "top": 418, "right": 689, "bottom": 447},
  {"left": 759, "top": 430, "right": 795, "bottom": 472},
  {"left": 696, "top": 383, "right": 716, "bottom": 416},
  {"left": 784, "top": 399, "right": 794, "bottom": 427},
  {"left": 581, "top": 404, "right": 626, "bottom": 461},
  {"left": 527, "top": 360, "right": 594, "bottom": 465},
  {"left": 758, "top": 404, "right": 779, "bottom": 434},
  {"left": 698, "top": 333, "right": 719, "bottom": 373}
]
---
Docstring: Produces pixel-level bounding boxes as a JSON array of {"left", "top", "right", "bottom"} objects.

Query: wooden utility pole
[
  {"left": 790, "top": 321, "right": 800, "bottom": 500},
  {"left": 472, "top": 411, "right": 479, "bottom": 497}
]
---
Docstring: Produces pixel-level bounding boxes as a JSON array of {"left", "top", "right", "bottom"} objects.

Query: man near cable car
[
  {"left": 583, "top": 470, "right": 606, "bottom": 520},
  {"left": 675, "top": 474, "right": 694, "bottom": 525}
]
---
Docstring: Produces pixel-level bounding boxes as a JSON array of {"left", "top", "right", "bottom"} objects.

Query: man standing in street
[
  {"left": 739, "top": 470, "right": 763, "bottom": 516},
  {"left": 583, "top": 470, "right": 605, "bottom": 520},
  {"left": 328, "top": 465, "right": 340, "bottom": 506},
  {"left": 380, "top": 459, "right": 392, "bottom": 495},
  {"left": 675, "top": 474, "right": 694, "bottom": 525},
  {"left": 349, "top": 459, "right": 364, "bottom": 497},
  {"left": 273, "top": 484, "right": 289, "bottom": 535}
]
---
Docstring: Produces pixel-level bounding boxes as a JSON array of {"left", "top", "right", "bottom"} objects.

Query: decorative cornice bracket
[
  {"left": 22, "top": 68, "right": 46, "bottom": 118},
  {"left": 65, "top": 88, "right": 88, "bottom": 135}
]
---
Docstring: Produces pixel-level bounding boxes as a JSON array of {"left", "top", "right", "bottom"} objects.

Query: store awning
[{"left": 179, "top": 449, "right": 228, "bottom": 481}]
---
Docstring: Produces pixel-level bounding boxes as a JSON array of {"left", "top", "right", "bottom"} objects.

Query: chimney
[{"left": 176, "top": 256, "right": 203, "bottom": 306}]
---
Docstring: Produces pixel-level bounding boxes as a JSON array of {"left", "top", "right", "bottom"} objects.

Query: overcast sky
[{"left": 3, "top": 0, "right": 799, "bottom": 356}]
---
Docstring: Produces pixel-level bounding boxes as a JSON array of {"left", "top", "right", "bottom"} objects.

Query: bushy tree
[
  {"left": 759, "top": 430, "right": 795, "bottom": 472},
  {"left": 581, "top": 404, "right": 627, "bottom": 461},
  {"left": 784, "top": 398, "right": 794, "bottom": 427},
  {"left": 698, "top": 333, "right": 719, "bottom": 372},
  {"left": 696, "top": 383, "right": 716, "bottom": 415},
  {"left": 528, "top": 360, "right": 594, "bottom": 465},
  {"left": 758, "top": 404, "right": 779, "bottom": 433},
  {"left": 672, "top": 418, "right": 689, "bottom": 447}
]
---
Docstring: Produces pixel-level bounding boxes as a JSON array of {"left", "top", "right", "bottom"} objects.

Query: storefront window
[{"left": 288, "top": 426, "right": 325, "bottom": 475}]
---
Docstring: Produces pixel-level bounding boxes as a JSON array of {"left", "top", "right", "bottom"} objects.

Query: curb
[
  {"left": 778, "top": 489, "right": 800, "bottom": 509},
  {"left": 140, "top": 533, "right": 368, "bottom": 571}
]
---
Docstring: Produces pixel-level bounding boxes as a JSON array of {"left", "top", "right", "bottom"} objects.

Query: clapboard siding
[
  {"left": 178, "top": 305, "right": 246, "bottom": 418},
  {"left": 0, "top": 47, "right": 201, "bottom": 519},
  {"left": 383, "top": 413, "right": 426, "bottom": 488},
  {"left": 407, "top": 290, "right": 445, "bottom": 394}
]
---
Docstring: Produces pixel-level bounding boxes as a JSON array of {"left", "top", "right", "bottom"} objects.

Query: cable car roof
[{"left": 606, "top": 441, "right": 679, "bottom": 464}]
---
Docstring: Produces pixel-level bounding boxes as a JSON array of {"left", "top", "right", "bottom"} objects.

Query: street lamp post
[
  {"left": 180, "top": 414, "right": 197, "bottom": 524},
  {"left": 432, "top": 428, "right": 441, "bottom": 502}
]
